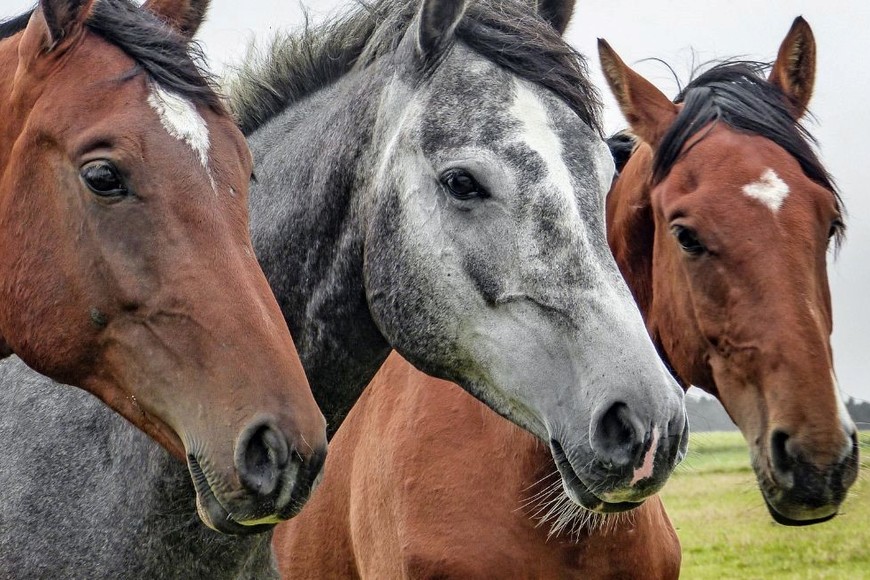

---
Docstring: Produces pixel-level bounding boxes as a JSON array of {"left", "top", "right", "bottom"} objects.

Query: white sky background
[{"left": 3, "top": 1, "right": 869, "bottom": 402}]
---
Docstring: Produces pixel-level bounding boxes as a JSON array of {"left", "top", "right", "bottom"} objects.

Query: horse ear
[
  {"left": 598, "top": 38, "right": 678, "bottom": 149},
  {"left": 769, "top": 16, "right": 816, "bottom": 119},
  {"left": 536, "top": 0, "right": 576, "bottom": 35},
  {"left": 415, "top": 0, "right": 467, "bottom": 62},
  {"left": 142, "top": 0, "right": 210, "bottom": 40},
  {"left": 31, "top": 0, "right": 97, "bottom": 51}
]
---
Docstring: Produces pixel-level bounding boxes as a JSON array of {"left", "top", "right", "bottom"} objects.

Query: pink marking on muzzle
[{"left": 631, "top": 427, "right": 659, "bottom": 485}]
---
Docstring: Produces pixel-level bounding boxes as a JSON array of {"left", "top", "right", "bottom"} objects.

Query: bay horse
[
  {"left": 601, "top": 16, "right": 858, "bottom": 525},
  {"left": 274, "top": 353, "right": 681, "bottom": 579},
  {"left": 0, "top": 0, "right": 687, "bottom": 575},
  {"left": 0, "top": 0, "right": 326, "bottom": 534},
  {"left": 272, "top": 15, "right": 857, "bottom": 579}
]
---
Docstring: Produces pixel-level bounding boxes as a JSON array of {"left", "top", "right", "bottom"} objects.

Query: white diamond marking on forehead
[
  {"left": 742, "top": 168, "right": 790, "bottom": 213},
  {"left": 509, "top": 80, "right": 573, "bottom": 200},
  {"left": 147, "top": 83, "right": 213, "bottom": 181}
]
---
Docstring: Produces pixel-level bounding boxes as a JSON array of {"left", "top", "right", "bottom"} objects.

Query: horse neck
[{"left": 247, "top": 72, "right": 391, "bottom": 435}]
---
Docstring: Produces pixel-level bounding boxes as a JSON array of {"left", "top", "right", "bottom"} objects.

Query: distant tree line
[{"left": 686, "top": 391, "right": 870, "bottom": 433}]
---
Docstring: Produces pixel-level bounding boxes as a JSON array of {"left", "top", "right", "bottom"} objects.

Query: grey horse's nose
[{"left": 590, "top": 401, "right": 647, "bottom": 469}]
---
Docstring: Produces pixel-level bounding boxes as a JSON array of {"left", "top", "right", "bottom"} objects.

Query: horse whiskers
[
  {"left": 520, "top": 468, "right": 562, "bottom": 495},
  {"left": 518, "top": 470, "right": 635, "bottom": 542}
]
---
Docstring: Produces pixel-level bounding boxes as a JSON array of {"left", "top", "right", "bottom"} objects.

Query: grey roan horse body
[
  {"left": 0, "top": 0, "right": 686, "bottom": 576},
  {"left": 0, "top": 358, "right": 274, "bottom": 579}
]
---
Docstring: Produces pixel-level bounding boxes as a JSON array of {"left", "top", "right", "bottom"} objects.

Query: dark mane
[
  {"left": 0, "top": 0, "right": 219, "bottom": 109},
  {"left": 0, "top": 9, "right": 30, "bottom": 39},
  {"left": 228, "top": 0, "right": 601, "bottom": 136},
  {"left": 652, "top": 61, "right": 844, "bottom": 243},
  {"left": 606, "top": 129, "right": 637, "bottom": 175}
]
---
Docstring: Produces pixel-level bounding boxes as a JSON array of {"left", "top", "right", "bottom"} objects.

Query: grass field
[{"left": 659, "top": 431, "right": 870, "bottom": 579}]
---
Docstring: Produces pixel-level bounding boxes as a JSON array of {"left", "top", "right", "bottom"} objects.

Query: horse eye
[
  {"left": 81, "top": 161, "right": 127, "bottom": 197},
  {"left": 441, "top": 169, "right": 488, "bottom": 201},
  {"left": 828, "top": 218, "right": 844, "bottom": 240},
  {"left": 671, "top": 225, "right": 706, "bottom": 256}
]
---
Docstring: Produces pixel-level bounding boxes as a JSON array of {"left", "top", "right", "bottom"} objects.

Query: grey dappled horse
[
  {"left": 0, "top": 0, "right": 686, "bottom": 575},
  {"left": 237, "top": 0, "right": 686, "bottom": 506}
]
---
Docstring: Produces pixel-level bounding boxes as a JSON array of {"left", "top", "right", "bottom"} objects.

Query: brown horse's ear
[
  {"left": 769, "top": 16, "right": 816, "bottom": 119},
  {"left": 536, "top": 0, "right": 576, "bottom": 35},
  {"left": 28, "top": 0, "right": 97, "bottom": 51},
  {"left": 598, "top": 38, "right": 678, "bottom": 149},
  {"left": 415, "top": 0, "right": 467, "bottom": 63},
  {"left": 143, "top": 0, "right": 210, "bottom": 40}
]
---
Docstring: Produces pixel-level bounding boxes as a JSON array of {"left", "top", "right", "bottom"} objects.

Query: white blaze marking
[
  {"left": 631, "top": 426, "right": 659, "bottom": 485},
  {"left": 509, "top": 81, "right": 574, "bottom": 199},
  {"left": 742, "top": 168, "right": 790, "bottom": 212},
  {"left": 147, "top": 84, "right": 212, "bottom": 177}
]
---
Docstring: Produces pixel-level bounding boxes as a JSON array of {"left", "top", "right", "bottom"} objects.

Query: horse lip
[
  {"left": 762, "top": 495, "right": 838, "bottom": 527},
  {"left": 188, "top": 454, "right": 276, "bottom": 536},
  {"left": 549, "top": 439, "right": 646, "bottom": 513}
]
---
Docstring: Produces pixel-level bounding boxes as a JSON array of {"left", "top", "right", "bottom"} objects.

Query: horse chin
[
  {"left": 758, "top": 484, "right": 840, "bottom": 527},
  {"left": 762, "top": 495, "right": 838, "bottom": 527}
]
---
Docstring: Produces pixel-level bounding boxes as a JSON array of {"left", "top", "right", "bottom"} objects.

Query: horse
[
  {"left": 271, "top": 15, "right": 859, "bottom": 579},
  {"left": 601, "top": 17, "right": 858, "bottom": 524},
  {"left": 234, "top": 0, "right": 686, "bottom": 511},
  {"left": 274, "top": 353, "right": 681, "bottom": 579},
  {"left": 0, "top": 0, "right": 326, "bottom": 535},
  {"left": 0, "top": 0, "right": 687, "bottom": 575}
]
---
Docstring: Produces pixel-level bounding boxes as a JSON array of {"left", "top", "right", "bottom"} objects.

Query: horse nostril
[
  {"left": 236, "top": 421, "right": 290, "bottom": 497},
  {"left": 592, "top": 402, "right": 644, "bottom": 468},
  {"left": 770, "top": 429, "right": 794, "bottom": 476}
]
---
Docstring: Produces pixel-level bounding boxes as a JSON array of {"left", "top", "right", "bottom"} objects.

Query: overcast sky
[{"left": 3, "top": 1, "right": 868, "bottom": 402}]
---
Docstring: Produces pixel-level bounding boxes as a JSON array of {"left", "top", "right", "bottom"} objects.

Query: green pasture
[{"left": 659, "top": 431, "right": 870, "bottom": 579}]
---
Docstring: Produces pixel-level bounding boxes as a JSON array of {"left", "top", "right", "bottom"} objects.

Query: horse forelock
[
  {"left": 651, "top": 61, "right": 844, "bottom": 247},
  {"left": 227, "top": 0, "right": 601, "bottom": 136}
]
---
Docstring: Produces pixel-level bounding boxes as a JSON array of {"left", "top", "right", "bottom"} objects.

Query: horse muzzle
[{"left": 187, "top": 428, "right": 327, "bottom": 535}]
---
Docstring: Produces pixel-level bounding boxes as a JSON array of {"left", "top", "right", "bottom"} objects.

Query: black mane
[
  {"left": 0, "top": 9, "right": 29, "bottom": 38},
  {"left": 652, "top": 61, "right": 844, "bottom": 241},
  {"left": 0, "top": 0, "right": 219, "bottom": 109},
  {"left": 229, "top": 0, "right": 601, "bottom": 136}
]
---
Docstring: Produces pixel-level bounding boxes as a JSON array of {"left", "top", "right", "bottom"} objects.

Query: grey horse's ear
[
  {"left": 142, "top": 0, "right": 210, "bottom": 40},
  {"left": 415, "top": 0, "right": 467, "bottom": 62},
  {"left": 536, "top": 0, "right": 576, "bottom": 34}
]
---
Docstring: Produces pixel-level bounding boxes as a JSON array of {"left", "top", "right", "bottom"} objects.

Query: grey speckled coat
[{"left": 0, "top": 357, "right": 276, "bottom": 580}]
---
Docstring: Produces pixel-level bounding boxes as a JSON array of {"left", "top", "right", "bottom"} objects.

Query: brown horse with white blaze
[
  {"left": 601, "top": 17, "right": 858, "bottom": 525},
  {"left": 0, "top": 0, "right": 326, "bottom": 533}
]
